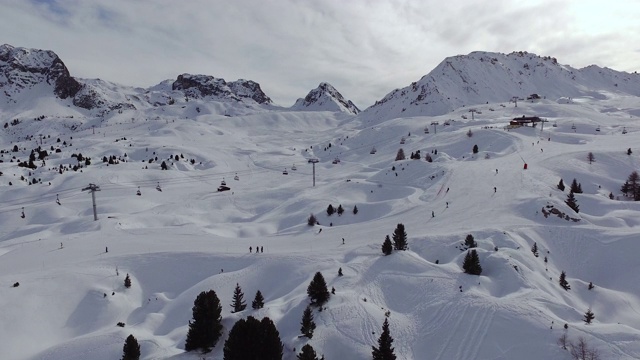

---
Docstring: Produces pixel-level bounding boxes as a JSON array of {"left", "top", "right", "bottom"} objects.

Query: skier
[
  {"left": 496, "top": 169, "right": 498, "bottom": 174},
  {"left": 261, "top": 246, "right": 263, "bottom": 253},
  {"left": 342, "top": 238, "right": 345, "bottom": 244},
  {"left": 249, "top": 246, "right": 252, "bottom": 253},
  {"left": 446, "top": 202, "right": 449, "bottom": 208},
  {"left": 432, "top": 211, "right": 435, "bottom": 218},
  {"left": 494, "top": 187, "right": 497, "bottom": 193}
]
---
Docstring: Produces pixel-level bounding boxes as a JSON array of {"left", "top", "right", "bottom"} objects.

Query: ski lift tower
[
  {"left": 469, "top": 109, "right": 477, "bottom": 120},
  {"left": 308, "top": 158, "right": 319, "bottom": 187},
  {"left": 511, "top": 96, "right": 519, "bottom": 108},
  {"left": 431, "top": 121, "right": 439, "bottom": 134}
]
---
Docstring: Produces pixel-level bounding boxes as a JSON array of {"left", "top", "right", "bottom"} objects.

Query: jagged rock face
[
  {"left": 172, "top": 74, "right": 272, "bottom": 104},
  {"left": 293, "top": 82, "right": 360, "bottom": 114},
  {"left": 0, "top": 44, "right": 81, "bottom": 99},
  {"left": 364, "top": 50, "right": 640, "bottom": 122}
]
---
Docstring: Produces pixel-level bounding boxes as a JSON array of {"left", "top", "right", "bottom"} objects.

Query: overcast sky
[{"left": 1, "top": 0, "right": 638, "bottom": 108}]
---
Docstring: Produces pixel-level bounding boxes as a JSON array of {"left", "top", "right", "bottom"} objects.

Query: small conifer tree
[
  {"left": 583, "top": 308, "right": 595, "bottom": 324},
  {"left": 395, "top": 148, "right": 405, "bottom": 161},
  {"left": 570, "top": 178, "right": 582, "bottom": 193},
  {"left": 338, "top": 267, "right": 343, "bottom": 276},
  {"left": 628, "top": 148, "right": 633, "bottom": 155},
  {"left": 382, "top": 235, "right": 393, "bottom": 255},
  {"left": 557, "top": 178, "right": 565, "bottom": 191},
  {"left": 559, "top": 271, "right": 571, "bottom": 290},
  {"left": 531, "top": 242, "right": 539, "bottom": 257},
  {"left": 587, "top": 152, "right": 595, "bottom": 164},
  {"left": 337, "top": 204, "right": 344, "bottom": 215},
  {"left": 231, "top": 283, "right": 247, "bottom": 313},
  {"left": 121, "top": 334, "right": 141, "bottom": 360},
  {"left": 300, "top": 305, "right": 317, "bottom": 338},
  {"left": 353, "top": 205, "right": 359, "bottom": 215},
  {"left": 252, "top": 290, "right": 265, "bottom": 310},
  {"left": 565, "top": 191, "right": 579, "bottom": 213},
  {"left": 472, "top": 144, "right": 479, "bottom": 154},
  {"left": 297, "top": 344, "right": 320, "bottom": 360},
  {"left": 326, "top": 204, "right": 335, "bottom": 216},
  {"left": 464, "top": 234, "right": 477, "bottom": 249},
  {"left": 124, "top": 274, "right": 131, "bottom": 288},
  {"left": 307, "top": 213, "right": 317, "bottom": 226},
  {"left": 462, "top": 250, "right": 482, "bottom": 275},
  {"left": 307, "top": 272, "right": 330, "bottom": 307},
  {"left": 372, "top": 318, "right": 396, "bottom": 360},
  {"left": 392, "top": 223, "right": 407, "bottom": 250}
]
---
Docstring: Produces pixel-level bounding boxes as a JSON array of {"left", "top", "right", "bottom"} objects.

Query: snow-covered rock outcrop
[{"left": 172, "top": 74, "right": 272, "bottom": 105}]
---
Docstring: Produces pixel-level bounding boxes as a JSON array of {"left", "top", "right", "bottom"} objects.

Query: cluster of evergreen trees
[{"left": 381, "top": 223, "right": 407, "bottom": 255}]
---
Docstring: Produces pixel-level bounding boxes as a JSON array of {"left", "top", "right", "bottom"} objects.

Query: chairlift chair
[
  {"left": 571, "top": 124, "right": 576, "bottom": 130},
  {"left": 282, "top": 168, "right": 288, "bottom": 175},
  {"left": 596, "top": 126, "right": 600, "bottom": 132},
  {"left": 424, "top": 127, "right": 429, "bottom": 134},
  {"left": 332, "top": 157, "right": 340, "bottom": 164},
  {"left": 623, "top": 127, "right": 628, "bottom": 134},
  {"left": 370, "top": 147, "right": 377, "bottom": 154},
  {"left": 156, "top": 182, "right": 162, "bottom": 191},
  {"left": 136, "top": 186, "right": 142, "bottom": 196},
  {"left": 221, "top": 178, "right": 227, "bottom": 186},
  {"left": 400, "top": 136, "right": 406, "bottom": 144},
  {"left": 291, "top": 164, "right": 297, "bottom": 171},
  {"left": 234, "top": 173, "right": 240, "bottom": 180}
]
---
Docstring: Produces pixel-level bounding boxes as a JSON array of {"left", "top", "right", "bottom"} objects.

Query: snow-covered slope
[
  {"left": 1, "top": 44, "right": 640, "bottom": 360},
  {"left": 291, "top": 82, "right": 360, "bottom": 114},
  {"left": 362, "top": 51, "right": 640, "bottom": 122}
]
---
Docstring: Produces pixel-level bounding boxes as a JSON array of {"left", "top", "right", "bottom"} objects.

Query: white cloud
[{"left": 0, "top": 0, "right": 638, "bottom": 107}]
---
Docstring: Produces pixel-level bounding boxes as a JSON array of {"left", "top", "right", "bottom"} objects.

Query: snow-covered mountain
[
  {"left": 0, "top": 44, "right": 81, "bottom": 102},
  {"left": 2, "top": 44, "right": 640, "bottom": 359},
  {"left": 363, "top": 51, "right": 640, "bottom": 122},
  {"left": 291, "top": 82, "right": 360, "bottom": 114}
]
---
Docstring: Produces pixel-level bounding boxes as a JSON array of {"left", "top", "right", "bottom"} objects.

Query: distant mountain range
[{"left": 1, "top": 44, "right": 639, "bottom": 120}]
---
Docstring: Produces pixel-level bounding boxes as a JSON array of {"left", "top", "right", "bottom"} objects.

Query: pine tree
[
  {"left": 587, "top": 152, "right": 595, "bottom": 164},
  {"left": 583, "top": 308, "right": 595, "bottom": 324},
  {"left": 337, "top": 204, "right": 344, "bottom": 215},
  {"left": 372, "top": 318, "right": 396, "bottom": 360},
  {"left": 623, "top": 171, "right": 640, "bottom": 200},
  {"left": 531, "top": 242, "right": 539, "bottom": 257},
  {"left": 353, "top": 205, "right": 359, "bottom": 215},
  {"left": 472, "top": 144, "right": 479, "bottom": 154},
  {"left": 121, "top": 334, "right": 141, "bottom": 360},
  {"left": 628, "top": 148, "right": 633, "bottom": 155},
  {"left": 395, "top": 148, "right": 405, "bottom": 161},
  {"left": 559, "top": 271, "right": 571, "bottom": 290},
  {"left": 307, "top": 272, "right": 330, "bottom": 307},
  {"left": 252, "top": 290, "right": 265, "bottom": 310},
  {"left": 231, "top": 283, "right": 247, "bottom": 313},
  {"left": 307, "top": 213, "right": 317, "bottom": 226},
  {"left": 338, "top": 267, "right": 343, "bottom": 276},
  {"left": 382, "top": 235, "right": 393, "bottom": 255},
  {"left": 565, "top": 191, "right": 579, "bottom": 213},
  {"left": 185, "top": 290, "right": 223, "bottom": 352},
  {"left": 557, "top": 178, "right": 565, "bottom": 191},
  {"left": 464, "top": 234, "right": 477, "bottom": 249},
  {"left": 570, "top": 178, "right": 582, "bottom": 193},
  {"left": 297, "top": 344, "right": 319, "bottom": 360},
  {"left": 462, "top": 250, "right": 482, "bottom": 275},
  {"left": 300, "top": 305, "right": 317, "bottom": 338},
  {"left": 124, "top": 274, "right": 131, "bottom": 288},
  {"left": 392, "top": 223, "right": 407, "bottom": 250},
  {"left": 327, "top": 204, "right": 335, "bottom": 216},
  {"left": 223, "top": 316, "right": 283, "bottom": 360}
]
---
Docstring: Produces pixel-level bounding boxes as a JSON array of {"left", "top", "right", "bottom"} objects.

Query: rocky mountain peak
[
  {"left": 0, "top": 44, "right": 81, "bottom": 100},
  {"left": 293, "top": 82, "right": 359, "bottom": 114},
  {"left": 172, "top": 74, "right": 272, "bottom": 104}
]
